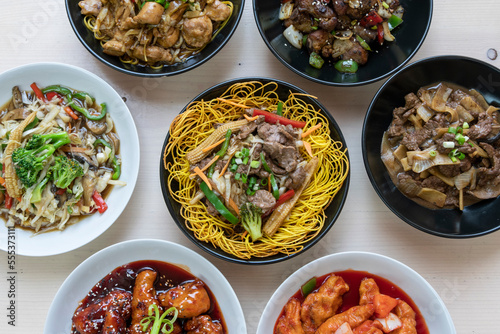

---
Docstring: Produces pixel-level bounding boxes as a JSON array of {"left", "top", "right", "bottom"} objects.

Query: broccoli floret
[
  {"left": 240, "top": 203, "right": 263, "bottom": 242},
  {"left": 51, "top": 156, "right": 84, "bottom": 189},
  {"left": 30, "top": 171, "right": 52, "bottom": 203},
  {"left": 12, "top": 132, "right": 71, "bottom": 187}
]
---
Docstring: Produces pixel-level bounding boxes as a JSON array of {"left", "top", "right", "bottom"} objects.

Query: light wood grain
[{"left": 1, "top": 1, "right": 500, "bottom": 333}]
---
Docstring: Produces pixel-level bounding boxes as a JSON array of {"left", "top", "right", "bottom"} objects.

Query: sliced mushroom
[
  {"left": 85, "top": 118, "right": 107, "bottom": 135},
  {"left": 106, "top": 132, "right": 120, "bottom": 153},
  {"left": 1, "top": 108, "right": 30, "bottom": 122},
  {"left": 82, "top": 175, "right": 97, "bottom": 206},
  {"left": 12, "top": 86, "right": 24, "bottom": 109},
  {"left": 67, "top": 152, "right": 97, "bottom": 168}
]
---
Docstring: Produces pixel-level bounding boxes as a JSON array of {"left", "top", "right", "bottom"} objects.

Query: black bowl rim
[
  {"left": 65, "top": 0, "right": 245, "bottom": 77},
  {"left": 160, "top": 77, "right": 350, "bottom": 264},
  {"left": 252, "top": 0, "right": 434, "bottom": 87},
  {"left": 362, "top": 54, "right": 500, "bottom": 238}
]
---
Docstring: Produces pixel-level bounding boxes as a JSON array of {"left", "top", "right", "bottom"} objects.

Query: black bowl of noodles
[
  {"left": 65, "top": 0, "right": 244, "bottom": 77},
  {"left": 363, "top": 55, "right": 500, "bottom": 238},
  {"left": 253, "top": 0, "right": 432, "bottom": 86},
  {"left": 160, "top": 78, "right": 350, "bottom": 264}
]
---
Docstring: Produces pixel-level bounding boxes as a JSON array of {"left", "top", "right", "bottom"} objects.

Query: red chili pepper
[
  {"left": 275, "top": 189, "right": 295, "bottom": 208},
  {"left": 252, "top": 109, "right": 306, "bottom": 128},
  {"left": 360, "top": 10, "right": 383, "bottom": 27},
  {"left": 92, "top": 190, "right": 108, "bottom": 214},
  {"left": 46, "top": 91, "right": 63, "bottom": 102},
  {"left": 5, "top": 192, "right": 13, "bottom": 209},
  {"left": 56, "top": 188, "right": 66, "bottom": 195},
  {"left": 377, "top": 24, "right": 384, "bottom": 44},
  {"left": 30, "top": 82, "right": 47, "bottom": 102}
]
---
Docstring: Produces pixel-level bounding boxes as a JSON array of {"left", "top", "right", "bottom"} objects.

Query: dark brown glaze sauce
[
  {"left": 275, "top": 270, "right": 429, "bottom": 334},
  {"left": 71, "top": 260, "right": 226, "bottom": 333}
]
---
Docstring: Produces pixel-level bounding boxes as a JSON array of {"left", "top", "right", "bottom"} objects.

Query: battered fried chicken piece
[
  {"left": 300, "top": 275, "right": 350, "bottom": 334},
  {"left": 158, "top": 280, "right": 211, "bottom": 319},
  {"left": 182, "top": 16, "right": 213, "bottom": 48},
  {"left": 353, "top": 320, "right": 383, "bottom": 334},
  {"left": 389, "top": 301, "right": 417, "bottom": 334},
  {"left": 72, "top": 290, "right": 132, "bottom": 334},
  {"left": 275, "top": 299, "right": 305, "bottom": 334},
  {"left": 129, "top": 270, "right": 163, "bottom": 334},
  {"left": 359, "top": 278, "right": 380, "bottom": 305},
  {"left": 184, "top": 315, "right": 224, "bottom": 334},
  {"left": 315, "top": 304, "right": 375, "bottom": 334}
]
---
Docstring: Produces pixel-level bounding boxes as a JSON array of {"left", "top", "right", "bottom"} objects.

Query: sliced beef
[
  {"left": 467, "top": 113, "right": 494, "bottom": 140},
  {"left": 436, "top": 133, "right": 456, "bottom": 155},
  {"left": 257, "top": 123, "right": 297, "bottom": 146},
  {"left": 238, "top": 116, "right": 264, "bottom": 140},
  {"left": 421, "top": 176, "right": 447, "bottom": 193},
  {"left": 204, "top": 198, "right": 218, "bottom": 216},
  {"left": 285, "top": 166, "right": 307, "bottom": 190},
  {"left": 401, "top": 128, "right": 432, "bottom": 151},
  {"left": 263, "top": 142, "right": 298, "bottom": 173},
  {"left": 404, "top": 93, "right": 420, "bottom": 110},
  {"left": 248, "top": 190, "right": 276, "bottom": 213},
  {"left": 438, "top": 164, "right": 461, "bottom": 178}
]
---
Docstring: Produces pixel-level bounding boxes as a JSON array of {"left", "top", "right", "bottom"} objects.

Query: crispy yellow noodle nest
[{"left": 163, "top": 81, "right": 349, "bottom": 259}]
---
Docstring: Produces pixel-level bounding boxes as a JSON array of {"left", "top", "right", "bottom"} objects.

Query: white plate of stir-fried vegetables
[{"left": 0, "top": 63, "right": 140, "bottom": 256}]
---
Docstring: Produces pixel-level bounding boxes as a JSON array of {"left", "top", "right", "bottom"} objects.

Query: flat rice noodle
[
  {"left": 460, "top": 96, "right": 485, "bottom": 114},
  {"left": 393, "top": 144, "right": 407, "bottom": 161},
  {"left": 486, "top": 105, "right": 500, "bottom": 116},
  {"left": 431, "top": 84, "right": 453, "bottom": 112},
  {"left": 381, "top": 132, "right": 403, "bottom": 174},
  {"left": 416, "top": 104, "right": 435, "bottom": 122},
  {"left": 469, "top": 89, "right": 490, "bottom": 110},
  {"left": 428, "top": 168, "right": 455, "bottom": 186},
  {"left": 456, "top": 105, "right": 475, "bottom": 123},
  {"left": 468, "top": 183, "right": 500, "bottom": 199},
  {"left": 419, "top": 89, "right": 434, "bottom": 106},
  {"left": 468, "top": 140, "right": 489, "bottom": 158},
  {"left": 407, "top": 146, "right": 458, "bottom": 173},
  {"left": 400, "top": 157, "right": 411, "bottom": 171},
  {"left": 408, "top": 114, "right": 423, "bottom": 129},
  {"left": 417, "top": 188, "right": 447, "bottom": 207}
]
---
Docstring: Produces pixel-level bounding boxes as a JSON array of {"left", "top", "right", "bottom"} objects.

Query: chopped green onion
[
  {"left": 458, "top": 152, "right": 466, "bottom": 160},
  {"left": 241, "top": 173, "right": 248, "bottom": 184},
  {"left": 301, "top": 277, "right": 317, "bottom": 297},
  {"left": 250, "top": 160, "right": 260, "bottom": 169},
  {"left": 277, "top": 101, "right": 283, "bottom": 116},
  {"left": 309, "top": 52, "right": 324, "bottom": 69},
  {"left": 269, "top": 174, "right": 280, "bottom": 200},
  {"left": 235, "top": 151, "right": 243, "bottom": 159},
  {"left": 302, "top": 34, "right": 309, "bottom": 45},
  {"left": 139, "top": 304, "right": 178, "bottom": 334},
  {"left": 356, "top": 35, "right": 372, "bottom": 51},
  {"left": 261, "top": 178, "right": 268, "bottom": 186},
  {"left": 463, "top": 122, "right": 470, "bottom": 129},
  {"left": 457, "top": 127, "right": 463, "bottom": 134},
  {"left": 334, "top": 59, "right": 359, "bottom": 73},
  {"left": 382, "top": 1, "right": 389, "bottom": 9},
  {"left": 448, "top": 127, "right": 457, "bottom": 134},
  {"left": 455, "top": 133, "right": 466, "bottom": 145},
  {"left": 67, "top": 205, "right": 73, "bottom": 214},
  {"left": 429, "top": 150, "right": 437, "bottom": 157},
  {"left": 443, "top": 141, "right": 455, "bottom": 149},
  {"left": 243, "top": 157, "right": 249, "bottom": 165},
  {"left": 260, "top": 153, "right": 272, "bottom": 173},
  {"left": 235, "top": 173, "right": 241, "bottom": 180},
  {"left": 241, "top": 147, "right": 250, "bottom": 157},
  {"left": 312, "top": 26, "right": 318, "bottom": 31},
  {"left": 230, "top": 164, "right": 238, "bottom": 172}
]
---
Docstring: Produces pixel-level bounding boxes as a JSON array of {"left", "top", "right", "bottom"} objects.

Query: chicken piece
[
  {"left": 129, "top": 270, "right": 162, "bottom": 334},
  {"left": 78, "top": 0, "right": 102, "bottom": 16},
  {"left": 341, "top": 40, "right": 369, "bottom": 65},
  {"left": 205, "top": 0, "right": 231, "bottom": 21},
  {"left": 300, "top": 275, "right": 350, "bottom": 334},
  {"left": 389, "top": 301, "right": 417, "bottom": 334},
  {"left": 284, "top": 8, "right": 315, "bottom": 34},
  {"left": 156, "top": 26, "right": 181, "bottom": 48},
  {"left": 165, "top": 0, "right": 189, "bottom": 23},
  {"left": 158, "top": 280, "right": 211, "bottom": 319},
  {"left": 72, "top": 290, "right": 132, "bottom": 334},
  {"left": 184, "top": 315, "right": 224, "bottom": 334},
  {"left": 134, "top": 1, "right": 164, "bottom": 25},
  {"left": 276, "top": 299, "right": 305, "bottom": 334},
  {"left": 132, "top": 45, "right": 173, "bottom": 63},
  {"left": 359, "top": 278, "right": 380, "bottom": 305},
  {"left": 306, "top": 29, "right": 332, "bottom": 54},
  {"left": 353, "top": 320, "right": 383, "bottom": 334},
  {"left": 182, "top": 15, "right": 213, "bottom": 48},
  {"left": 102, "top": 39, "right": 126, "bottom": 56},
  {"left": 316, "top": 304, "right": 375, "bottom": 334}
]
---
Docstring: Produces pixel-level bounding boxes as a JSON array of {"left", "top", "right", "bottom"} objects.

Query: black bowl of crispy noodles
[
  {"left": 65, "top": 0, "right": 244, "bottom": 77},
  {"left": 160, "top": 78, "right": 350, "bottom": 264},
  {"left": 253, "top": 0, "right": 432, "bottom": 86},
  {"left": 362, "top": 55, "right": 500, "bottom": 238}
]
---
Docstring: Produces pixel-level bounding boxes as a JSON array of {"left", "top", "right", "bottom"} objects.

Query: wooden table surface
[{"left": 1, "top": 1, "right": 500, "bottom": 333}]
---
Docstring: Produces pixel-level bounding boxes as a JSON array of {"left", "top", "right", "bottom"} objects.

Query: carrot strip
[
  {"left": 64, "top": 106, "right": 79, "bottom": 120},
  {"left": 241, "top": 230, "right": 248, "bottom": 240},
  {"left": 228, "top": 198, "right": 240, "bottom": 216},
  {"left": 244, "top": 114, "right": 260, "bottom": 122},
  {"left": 268, "top": 175, "right": 271, "bottom": 192},
  {"left": 220, "top": 152, "right": 235, "bottom": 176},
  {"left": 301, "top": 123, "right": 322, "bottom": 138},
  {"left": 0, "top": 176, "right": 5, "bottom": 187},
  {"left": 189, "top": 155, "right": 220, "bottom": 177},
  {"left": 216, "top": 97, "right": 249, "bottom": 109},
  {"left": 303, "top": 141, "right": 314, "bottom": 158},
  {"left": 202, "top": 138, "right": 226, "bottom": 153},
  {"left": 193, "top": 166, "right": 212, "bottom": 190}
]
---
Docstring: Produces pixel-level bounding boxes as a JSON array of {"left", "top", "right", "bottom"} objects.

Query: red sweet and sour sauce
[{"left": 275, "top": 270, "right": 429, "bottom": 334}]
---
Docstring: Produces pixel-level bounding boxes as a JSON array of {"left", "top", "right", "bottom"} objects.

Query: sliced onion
[
  {"left": 375, "top": 313, "right": 402, "bottom": 333},
  {"left": 456, "top": 105, "right": 474, "bottom": 123},
  {"left": 454, "top": 168, "right": 474, "bottom": 190},
  {"left": 334, "top": 30, "right": 354, "bottom": 40},
  {"left": 279, "top": 2, "right": 294, "bottom": 20},
  {"left": 283, "top": 25, "right": 303, "bottom": 49},
  {"left": 416, "top": 105, "right": 435, "bottom": 122},
  {"left": 382, "top": 22, "right": 395, "bottom": 41}
]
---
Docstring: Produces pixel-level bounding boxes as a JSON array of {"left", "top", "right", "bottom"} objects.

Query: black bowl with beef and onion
[
  {"left": 363, "top": 55, "right": 500, "bottom": 238},
  {"left": 254, "top": 0, "right": 432, "bottom": 86},
  {"left": 66, "top": 0, "right": 244, "bottom": 77}
]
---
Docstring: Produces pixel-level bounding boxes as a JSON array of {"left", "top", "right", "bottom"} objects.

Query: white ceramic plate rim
[
  {"left": 256, "top": 251, "right": 456, "bottom": 334},
  {"left": 0, "top": 62, "right": 140, "bottom": 256},
  {"left": 44, "top": 239, "right": 247, "bottom": 334}
]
